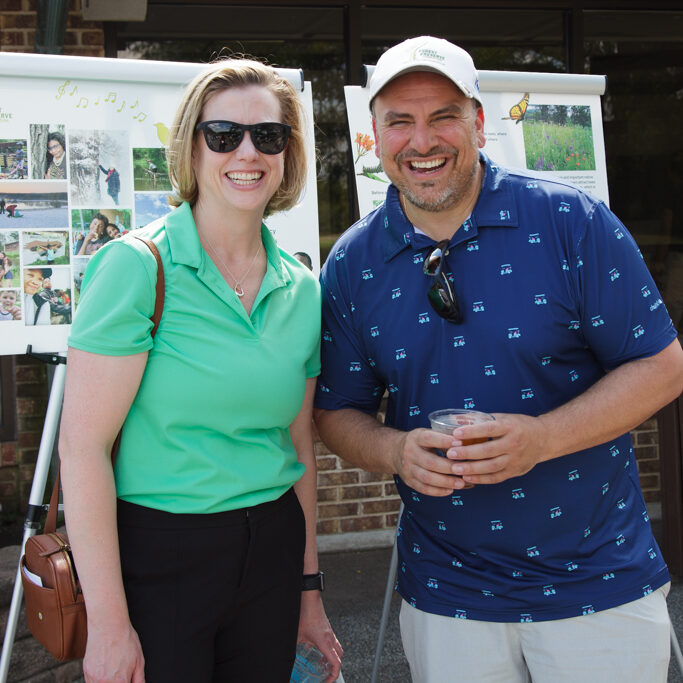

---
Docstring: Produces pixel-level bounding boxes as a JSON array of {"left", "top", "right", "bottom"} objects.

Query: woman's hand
[
  {"left": 297, "top": 591, "right": 343, "bottom": 683},
  {"left": 83, "top": 619, "right": 145, "bottom": 683}
]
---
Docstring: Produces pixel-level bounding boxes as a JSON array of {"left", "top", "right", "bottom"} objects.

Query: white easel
[{"left": 0, "top": 349, "right": 66, "bottom": 683}]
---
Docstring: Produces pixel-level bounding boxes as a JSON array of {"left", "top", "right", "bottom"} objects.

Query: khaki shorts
[{"left": 400, "top": 583, "right": 671, "bottom": 682}]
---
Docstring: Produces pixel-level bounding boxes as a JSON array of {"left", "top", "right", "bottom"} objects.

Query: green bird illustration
[{"left": 154, "top": 122, "right": 170, "bottom": 146}]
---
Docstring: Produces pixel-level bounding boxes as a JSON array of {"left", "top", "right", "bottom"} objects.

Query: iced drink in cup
[{"left": 428, "top": 409, "right": 495, "bottom": 488}]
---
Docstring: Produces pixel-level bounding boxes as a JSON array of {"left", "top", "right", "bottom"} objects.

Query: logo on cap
[{"left": 412, "top": 47, "right": 446, "bottom": 64}]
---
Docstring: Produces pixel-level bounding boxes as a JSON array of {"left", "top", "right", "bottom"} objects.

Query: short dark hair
[
  {"left": 93, "top": 212, "right": 109, "bottom": 227},
  {"left": 47, "top": 131, "right": 66, "bottom": 151},
  {"left": 27, "top": 267, "right": 52, "bottom": 278}
]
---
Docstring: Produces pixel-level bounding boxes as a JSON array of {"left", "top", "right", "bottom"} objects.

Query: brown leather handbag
[
  {"left": 20, "top": 471, "right": 87, "bottom": 661},
  {"left": 20, "top": 236, "right": 164, "bottom": 661}
]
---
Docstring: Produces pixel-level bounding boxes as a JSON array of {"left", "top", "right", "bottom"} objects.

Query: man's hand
[
  {"left": 444, "top": 413, "right": 550, "bottom": 485},
  {"left": 394, "top": 428, "right": 472, "bottom": 495}
]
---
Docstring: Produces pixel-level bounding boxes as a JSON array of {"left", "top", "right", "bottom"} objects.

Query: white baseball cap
[{"left": 368, "top": 36, "right": 482, "bottom": 108}]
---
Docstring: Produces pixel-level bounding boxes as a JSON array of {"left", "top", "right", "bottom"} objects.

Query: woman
[
  {"left": 105, "top": 222, "right": 122, "bottom": 240},
  {"left": 99, "top": 164, "right": 121, "bottom": 205},
  {"left": 45, "top": 131, "right": 67, "bottom": 179},
  {"left": 59, "top": 58, "right": 342, "bottom": 683},
  {"left": 76, "top": 213, "right": 110, "bottom": 256}
]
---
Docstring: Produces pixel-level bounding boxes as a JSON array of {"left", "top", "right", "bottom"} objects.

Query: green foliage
[
  {"left": 523, "top": 116, "right": 596, "bottom": 173},
  {"left": 132, "top": 148, "right": 171, "bottom": 191}
]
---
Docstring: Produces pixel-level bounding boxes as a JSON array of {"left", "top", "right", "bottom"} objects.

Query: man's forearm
[
  {"left": 537, "top": 339, "right": 683, "bottom": 463},
  {"left": 314, "top": 407, "right": 403, "bottom": 475}
]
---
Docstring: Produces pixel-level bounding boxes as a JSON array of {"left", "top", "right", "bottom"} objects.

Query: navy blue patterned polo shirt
[{"left": 315, "top": 153, "right": 677, "bottom": 622}]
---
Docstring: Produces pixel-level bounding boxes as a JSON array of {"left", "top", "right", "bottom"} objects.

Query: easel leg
[
  {"left": 0, "top": 359, "right": 66, "bottom": 682},
  {"left": 370, "top": 501, "right": 403, "bottom": 683}
]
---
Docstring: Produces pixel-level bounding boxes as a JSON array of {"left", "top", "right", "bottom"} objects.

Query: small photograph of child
[
  {"left": 132, "top": 148, "right": 171, "bottom": 192},
  {"left": 30, "top": 124, "right": 67, "bottom": 180},
  {"left": 0, "top": 231, "right": 19, "bottom": 286},
  {"left": 0, "top": 139, "right": 28, "bottom": 179},
  {"left": 72, "top": 256, "right": 89, "bottom": 308},
  {"left": 22, "top": 230, "right": 70, "bottom": 266},
  {"left": 134, "top": 192, "right": 172, "bottom": 229},
  {"left": 0, "top": 288, "right": 22, "bottom": 322},
  {"left": 23, "top": 265, "right": 72, "bottom": 326},
  {"left": 71, "top": 208, "right": 131, "bottom": 256},
  {"left": 68, "top": 129, "right": 131, "bottom": 208}
]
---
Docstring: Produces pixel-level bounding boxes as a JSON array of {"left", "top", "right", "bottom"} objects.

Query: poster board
[
  {"left": 0, "top": 52, "right": 320, "bottom": 356},
  {"left": 345, "top": 68, "right": 608, "bottom": 218}
]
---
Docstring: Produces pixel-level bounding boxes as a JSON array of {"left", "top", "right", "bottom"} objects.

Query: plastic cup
[
  {"left": 428, "top": 409, "right": 494, "bottom": 488},
  {"left": 428, "top": 408, "right": 494, "bottom": 443}
]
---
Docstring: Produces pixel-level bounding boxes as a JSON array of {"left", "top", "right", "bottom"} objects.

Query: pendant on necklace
[{"left": 234, "top": 284, "right": 245, "bottom": 297}]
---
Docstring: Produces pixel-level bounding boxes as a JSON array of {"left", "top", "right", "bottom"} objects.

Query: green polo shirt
[{"left": 69, "top": 202, "right": 321, "bottom": 513}]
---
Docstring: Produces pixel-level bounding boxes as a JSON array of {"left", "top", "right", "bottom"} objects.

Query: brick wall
[
  {"left": 0, "top": 357, "right": 49, "bottom": 516},
  {"left": 314, "top": 415, "right": 665, "bottom": 545},
  {"left": 0, "top": 0, "right": 104, "bottom": 57}
]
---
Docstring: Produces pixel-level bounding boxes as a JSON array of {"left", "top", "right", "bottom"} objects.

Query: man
[
  {"left": 23, "top": 267, "right": 52, "bottom": 325},
  {"left": 146, "top": 158, "right": 158, "bottom": 188},
  {"left": 314, "top": 36, "right": 683, "bottom": 682}
]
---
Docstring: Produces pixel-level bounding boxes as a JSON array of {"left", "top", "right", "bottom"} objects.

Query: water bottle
[{"left": 290, "top": 642, "right": 330, "bottom": 682}]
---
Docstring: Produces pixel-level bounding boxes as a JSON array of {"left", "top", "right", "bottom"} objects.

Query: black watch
[{"left": 302, "top": 571, "right": 325, "bottom": 592}]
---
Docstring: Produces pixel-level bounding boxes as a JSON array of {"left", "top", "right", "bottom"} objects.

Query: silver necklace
[{"left": 203, "top": 232, "right": 262, "bottom": 298}]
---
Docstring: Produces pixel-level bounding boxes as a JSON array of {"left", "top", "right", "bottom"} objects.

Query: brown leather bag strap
[
  {"left": 109, "top": 236, "right": 165, "bottom": 465},
  {"left": 132, "top": 235, "right": 165, "bottom": 338},
  {"left": 44, "top": 468, "right": 61, "bottom": 535},
  {"left": 47, "top": 236, "right": 165, "bottom": 534}
]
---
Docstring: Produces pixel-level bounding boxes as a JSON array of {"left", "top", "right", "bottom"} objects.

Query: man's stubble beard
[{"left": 391, "top": 148, "right": 479, "bottom": 214}]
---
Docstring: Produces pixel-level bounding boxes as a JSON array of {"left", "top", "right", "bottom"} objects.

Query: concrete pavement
[{"left": 320, "top": 543, "right": 683, "bottom": 683}]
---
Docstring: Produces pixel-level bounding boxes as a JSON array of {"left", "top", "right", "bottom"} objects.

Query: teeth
[
  {"left": 227, "top": 171, "right": 262, "bottom": 184},
  {"left": 411, "top": 158, "right": 445, "bottom": 170}
]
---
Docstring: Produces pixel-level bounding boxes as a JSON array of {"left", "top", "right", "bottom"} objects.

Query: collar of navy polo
[{"left": 379, "top": 152, "right": 521, "bottom": 262}]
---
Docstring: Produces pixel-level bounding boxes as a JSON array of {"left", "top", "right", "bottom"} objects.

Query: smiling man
[{"left": 314, "top": 36, "right": 683, "bottom": 682}]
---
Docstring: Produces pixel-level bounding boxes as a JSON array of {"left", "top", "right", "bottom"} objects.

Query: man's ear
[
  {"left": 372, "top": 118, "right": 381, "bottom": 159},
  {"left": 475, "top": 106, "right": 486, "bottom": 149}
]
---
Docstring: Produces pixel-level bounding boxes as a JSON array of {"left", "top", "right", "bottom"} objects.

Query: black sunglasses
[
  {"left": 195, "top": 120, "right": 291, "bottom": 155},
  {"left": 423, "top": 240, "right": 463, "bottom": 324}
]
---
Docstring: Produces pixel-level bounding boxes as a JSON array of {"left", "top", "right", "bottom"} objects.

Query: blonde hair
[{"left": 167, "top": 58, "right": 307, "bottom": 216}]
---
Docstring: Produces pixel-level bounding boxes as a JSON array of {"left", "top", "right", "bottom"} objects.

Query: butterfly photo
[{"left": 502, "top": 93, "right": 530, "bottom": 124}]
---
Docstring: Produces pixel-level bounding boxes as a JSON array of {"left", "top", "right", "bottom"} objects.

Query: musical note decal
[{"left": 55, "top": 80, "right": 70, "bottom": 100}]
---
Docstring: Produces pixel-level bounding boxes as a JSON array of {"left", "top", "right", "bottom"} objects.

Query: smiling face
[
  {"left": 90, "top": 217, "right": 106, "bottom": 236},
  {"left": 47, "top": 138, "right": 64, "bottom": 162},
  {"left": 1, "top": 290, "right": 16, "bottom": 310},
  {"left": 372, "top": 71, "right": 485, "bottom": 213},
  {"left": 192, "top": 85, "right": 285, "bottom": 217},
  {"left": 106, "top": 224, "right": 121, "bottom": 239},
  {"left": 23, "top": 269, "right": 44, "bottom": 295}
]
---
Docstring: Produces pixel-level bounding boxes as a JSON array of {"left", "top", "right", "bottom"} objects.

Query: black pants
[{"left": 117, "top": 488, "right": 305, "bottom": 682}]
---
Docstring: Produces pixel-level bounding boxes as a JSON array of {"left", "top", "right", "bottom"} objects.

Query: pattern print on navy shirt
[{"left": 316, "top": 153, "right": 676, "bottom": 622}]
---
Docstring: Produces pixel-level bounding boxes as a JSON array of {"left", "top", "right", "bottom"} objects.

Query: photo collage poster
[
  {"left": 0, "top": 54, "right": 319, "bottom": 356},
  {"left": 344, "top": 70, "right": 608, "bottom": 218}
]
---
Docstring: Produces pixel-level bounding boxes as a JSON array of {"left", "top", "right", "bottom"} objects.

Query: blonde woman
[{"left": 60, "top": 59, "right": 342, "bottom": 683}]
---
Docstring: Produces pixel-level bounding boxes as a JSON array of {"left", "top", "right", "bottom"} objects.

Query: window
[{"left": 585, "top": 11, "right": 683, "bottom": 331}]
